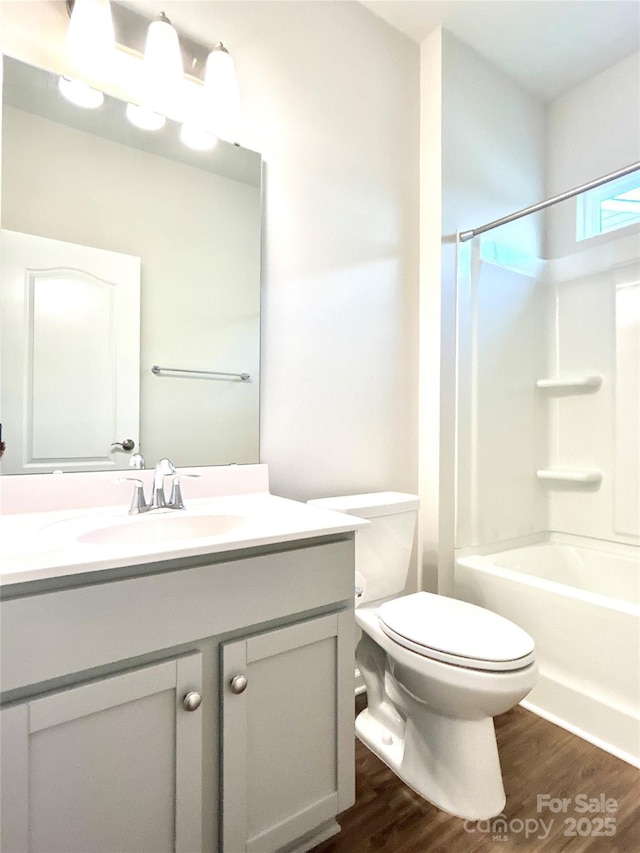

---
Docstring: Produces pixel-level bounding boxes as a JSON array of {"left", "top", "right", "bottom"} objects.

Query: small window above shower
[{"left": 577, "top": 171, "right": 640, "bottom": 240}]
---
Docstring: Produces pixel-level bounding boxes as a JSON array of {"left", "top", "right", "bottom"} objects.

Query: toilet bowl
[
  {"left": 356, "top": 594, "right": 536, "bottom": 819},
  {"left": 308, "top": 492, "right": 537, "bottom": 821}
]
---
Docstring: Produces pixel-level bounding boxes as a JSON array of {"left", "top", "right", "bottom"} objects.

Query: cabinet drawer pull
[
  {"left": 229, "top": 674, "right": 248, "bottom": 694},
  {"left": 182, "top": 691, "right": 202, "bottom": 711}
]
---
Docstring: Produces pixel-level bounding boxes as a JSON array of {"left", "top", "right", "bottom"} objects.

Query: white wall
[
  {"left": 441, "top": 31, "right": 547, "bottom": 256},
  {"left": 547, "top": 50, "right": 640, "bottom": 258},
  {"left": 419, "top": 28, "right": 546, "bottom": 590},
  {"left": 1, "top": 1, "right": 420, "bottom": 504}
]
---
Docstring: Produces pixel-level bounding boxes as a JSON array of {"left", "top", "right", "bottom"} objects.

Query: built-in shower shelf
[
  {"left": 536, "top": 468, "right": 603, "bottom": 485},
  {"left": 536, "top": 375, "right": 603, "bottom": 391}
]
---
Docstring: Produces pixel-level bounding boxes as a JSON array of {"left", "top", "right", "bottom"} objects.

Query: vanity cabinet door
[
  {"left": 220, "top": 610, "right": 355, "bottom": 853},
  {"left": 0, "top": 653, "right": 202, "bottom": 853}
]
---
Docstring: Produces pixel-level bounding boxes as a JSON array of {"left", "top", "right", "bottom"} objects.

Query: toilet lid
[{"left": 378, "top": 592, "right": 536, "bottom": 672}]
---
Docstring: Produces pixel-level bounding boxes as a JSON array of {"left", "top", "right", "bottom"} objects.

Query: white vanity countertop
[{"left": 0, "top": 491, "right": 367, "bottom": 587}]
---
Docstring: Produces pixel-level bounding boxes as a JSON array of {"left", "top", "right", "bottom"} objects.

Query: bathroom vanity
[{"left": 0, "top": 465, "right": 362, "bottom": 853}]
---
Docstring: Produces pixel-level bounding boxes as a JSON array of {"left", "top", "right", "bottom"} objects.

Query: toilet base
[{"left": 355, "top": 705, "right": 506, "bottom": 821}]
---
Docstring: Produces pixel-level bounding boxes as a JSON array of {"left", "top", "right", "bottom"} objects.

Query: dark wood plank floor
[{"left": 314, "top": 699, "right": 640, "bottom": 852}]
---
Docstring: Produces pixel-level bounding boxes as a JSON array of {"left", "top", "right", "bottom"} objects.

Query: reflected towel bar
[{"left": 151, "top": 365, "right": 250, "bottom": 381}]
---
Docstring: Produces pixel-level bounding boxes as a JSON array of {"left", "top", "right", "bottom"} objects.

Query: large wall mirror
[{"left": 0, "top": 56, "right": 262, "bottom": 475}]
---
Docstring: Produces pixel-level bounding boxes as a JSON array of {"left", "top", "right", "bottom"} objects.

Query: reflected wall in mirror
[{"left": 0, "top": 57, "right": 262, "bottom": 475}]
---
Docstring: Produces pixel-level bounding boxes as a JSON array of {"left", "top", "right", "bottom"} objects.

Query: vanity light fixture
[
  {"left": 59, "top": 0, "right": 115, "bottom": 109},
  {"left": 65, "top": 0, "right": 115, "bottom": 72},
  {"left": 135, "top": 12, "right": 183, "bottom": 115},
  {"left": 202, "top": 43, "right": 240, "bottom": 141},
  {"left": 176, "top": 42, "right": 239, "bottom": 150},
  {"left": 61, "top": 1, "right": 241, "bottom": 146},
  {"left": 125, "top": 11, "right": 182, "bottom": 131}
]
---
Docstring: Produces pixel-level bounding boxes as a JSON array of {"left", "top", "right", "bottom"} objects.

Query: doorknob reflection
[{"left": 111, "top": 439, "right": 135, "bottom": 452}]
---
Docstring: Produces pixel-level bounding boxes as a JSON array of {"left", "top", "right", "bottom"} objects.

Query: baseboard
[{"left": 521, "top": 674, "right": 640, "bottom": 768}]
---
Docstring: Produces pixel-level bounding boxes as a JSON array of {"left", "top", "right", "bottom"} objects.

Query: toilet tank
[{"left": 307, "top": 492, "right": 419, "bottom": 605}]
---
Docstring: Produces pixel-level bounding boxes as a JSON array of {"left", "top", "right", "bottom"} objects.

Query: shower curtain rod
[{"left": 458, "top": 161, "right": 640, "bottom": 242}]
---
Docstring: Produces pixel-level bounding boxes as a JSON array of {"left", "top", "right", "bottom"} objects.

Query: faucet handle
[
  {"left": 113, "top": 477, "right": 149, "bottom": 514},
  {"left": 129, "top": 452, "right": 146, "bottom": 470},
  {"left": 169, "top": 474, "right": 201, "bottom": 510}
]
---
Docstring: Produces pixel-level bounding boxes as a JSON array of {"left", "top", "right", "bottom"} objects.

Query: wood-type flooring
[{"left": 313, "top": 699, "right": 640, "bottom": 853}]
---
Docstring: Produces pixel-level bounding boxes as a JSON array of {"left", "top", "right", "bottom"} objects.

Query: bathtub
[{"left": 455, "top": 535, "right": 640, "bottom": 767}]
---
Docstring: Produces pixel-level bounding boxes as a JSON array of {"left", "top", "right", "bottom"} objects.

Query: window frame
[{"left": 576, "top": 172, "right": 640, "bottom": 241}]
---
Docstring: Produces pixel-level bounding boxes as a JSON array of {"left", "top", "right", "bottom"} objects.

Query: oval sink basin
[{"left": 77, "top": 514, "right": 246, "bottom": 545}]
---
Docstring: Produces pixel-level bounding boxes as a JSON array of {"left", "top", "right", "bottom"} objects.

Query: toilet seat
[{"left": 378, "top": 592, "right": 536, "bottom": 672}]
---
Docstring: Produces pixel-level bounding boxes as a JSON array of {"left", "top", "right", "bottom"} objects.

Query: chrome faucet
[
  {"left": 168, "top": 474, "right": 201, "bottom": 510},
  {"left": 119, "top": 477, "right": 148, "bottom": 514},
  {"left": 117, "top": 460, "right": 200, "bottom": 514},
  {"left": 151, "top": 458, "right": 176, "bottom": 509}
]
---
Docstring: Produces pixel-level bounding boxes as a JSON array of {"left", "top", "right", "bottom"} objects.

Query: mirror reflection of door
[
  {"left": 1, "top": 230, "right": 141, "bottom": 474},
  {"left": 2, "top": 58, "right": 262, "bottom": 470}
]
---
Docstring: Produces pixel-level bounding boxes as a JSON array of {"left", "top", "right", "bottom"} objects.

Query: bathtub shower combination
[
  {"left": 455, "top": 163, "right": 640, "bottom": 767},
  {"left": 456, "top": 537, "right": 639, "bottom": 765}
]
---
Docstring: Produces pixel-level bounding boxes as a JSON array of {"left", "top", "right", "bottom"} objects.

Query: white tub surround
[
  {"left": 455, "top": 534, "right": 640, "bottom": 767},
  {"left": 455, "top": 223, "right": 640, "bottom": 769},
  {"left": 0, "top": 464, "right": 366, "bottom": 586}
]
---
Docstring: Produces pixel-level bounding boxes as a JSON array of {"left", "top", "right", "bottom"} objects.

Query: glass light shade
[
  {"left": 58, "top": 76, "right": 105, "bottom": 109},
  {"left": 140, "top": 14, "right": 184, "bottom": 114},
  {"left": 203, "top": 44, "right": 240, "bottom": 141},
  {"left": 66, "top": 0, "right": 115, "bottom": 74},
  {"left": 126, "top": 103, "right": 166, "bottom": 131},
  {"left": 180, "top": 124, "right": 218, "bottom": 151}
]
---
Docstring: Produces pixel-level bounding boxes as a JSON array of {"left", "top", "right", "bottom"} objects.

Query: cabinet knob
[
  {"left": 182, "top": 691, "right": 202, "bottom": 711},
  {"left": 229, "top": 674, "right": 248, "bottom": 694}
]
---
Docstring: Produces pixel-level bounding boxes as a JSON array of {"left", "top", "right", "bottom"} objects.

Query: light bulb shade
[
  {"left": 140, "top": 14, "right": 184, "bottom": 114},
  {"left": 66, "top": 0, "right": 115, "bottom": 74},
  {"left": 126, "top": 103, "right": 166, "bottom": 131},
  {"left": 58, "top": 76, "right": 105, "bottom": 109},
  {"left": 203, "top": 44, "right": 240, "bottom": 141},
  {"left": 180, "top": 124, "right": 218, "bottom": 151}
]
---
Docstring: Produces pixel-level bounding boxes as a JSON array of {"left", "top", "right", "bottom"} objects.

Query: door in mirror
[{"left": 0, "top": 230, "right": 141, "bottom": 474}]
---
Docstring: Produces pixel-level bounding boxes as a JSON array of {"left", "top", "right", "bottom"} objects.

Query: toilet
[{"left": 308, "top": 492, "right": 537, "bottom": 821}]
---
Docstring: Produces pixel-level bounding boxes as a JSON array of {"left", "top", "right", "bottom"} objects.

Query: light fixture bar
[{"left": 65, "top": 0, "right": 212, "bottom": 82}]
